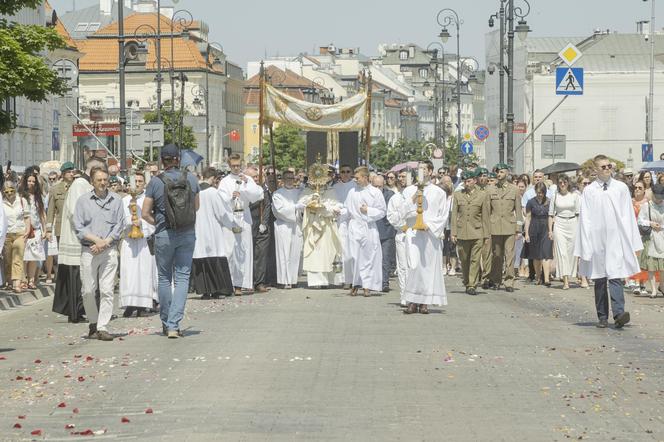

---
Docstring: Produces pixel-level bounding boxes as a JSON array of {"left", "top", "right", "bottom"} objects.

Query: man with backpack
[{"left": 142, "top": 144, "right": 200, "bottom": 338}]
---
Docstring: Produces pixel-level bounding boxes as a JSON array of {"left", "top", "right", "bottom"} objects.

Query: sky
[{"left": 49, "top": 0, "right": 656, "bottom": 71}]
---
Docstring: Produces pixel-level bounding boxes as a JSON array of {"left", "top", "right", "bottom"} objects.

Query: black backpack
[{"left": 157, "top": 170, "right": 196, "bottom": 230}]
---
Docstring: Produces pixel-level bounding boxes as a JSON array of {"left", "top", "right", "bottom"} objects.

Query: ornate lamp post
[
  {"left": 489, "top": 0, "right": 530, "bottom": 167},
  {"left": 169, "top": 9, "right": 194, "bottom": 147},
  {"left": 437, "top": 8, "right": 462, "bottom": 153},
  {"left": 427, "top": 42, "right": 446, "bottom": 149}
]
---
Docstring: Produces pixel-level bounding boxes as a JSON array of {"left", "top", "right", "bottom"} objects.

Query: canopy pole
[
  {"left": 258, "top": 61, "right": 265, "bottom": 183},
  {"left": 365, "top": 71, "right": 373, "bottom": 166},
  {"left": 269, "top": 123, "right": 276, "bottom": 174}
]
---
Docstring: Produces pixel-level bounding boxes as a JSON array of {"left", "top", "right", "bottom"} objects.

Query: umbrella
[
  {"left": 540, "top": 162, "right": 580, "bottom": 175},
  {"left": 641, "top": 160, "right": 664, "bottom": 172},
  {"left": 180, "top": 149, "right": 204, "bottom": 169},
  {"left": 390, "top": 161, "right": 419, "bottom": 172}
]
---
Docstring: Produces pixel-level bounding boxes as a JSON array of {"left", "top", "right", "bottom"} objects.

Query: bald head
[{"left": 372, "top": 175, "right": 384, "bottom": 189}]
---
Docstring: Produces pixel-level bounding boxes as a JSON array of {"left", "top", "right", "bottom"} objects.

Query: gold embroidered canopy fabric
[{"left": 263, "top": 84, "right": 368, "bottom": 131}]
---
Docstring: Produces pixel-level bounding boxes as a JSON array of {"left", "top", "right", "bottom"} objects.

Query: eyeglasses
[
  {"left": 582, "top": 181, "right": 590, "bottom": 185},
  {"left": 599, "top": 164, "right": 613, "bottom": 170},
  {"left": 49, "top": 178, "right": 57, "bottom": 182},
  {"left": 3, "top": 189, "right": 15, "bottom": 194}
]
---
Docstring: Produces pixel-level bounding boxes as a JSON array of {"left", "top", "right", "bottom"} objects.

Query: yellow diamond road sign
[{"left": 559, "top": 43, "right": 582, "bottom": 66}]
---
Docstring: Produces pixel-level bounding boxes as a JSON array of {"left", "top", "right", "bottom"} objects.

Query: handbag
[{"left": 639, "top": 203, "right": 652, "bottom": 239}]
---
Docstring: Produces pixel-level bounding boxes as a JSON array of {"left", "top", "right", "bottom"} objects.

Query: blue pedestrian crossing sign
[
  {"left": 460, "top": 141, "right": 473, "bottom": 155},
  {"left": 556, "top": 67, "right": 583, "bottom": 95}
]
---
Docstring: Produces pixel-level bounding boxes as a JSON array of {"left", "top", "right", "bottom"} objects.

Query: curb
[{"left": 0, "top": 284, "right": 53, "bottom": 311}]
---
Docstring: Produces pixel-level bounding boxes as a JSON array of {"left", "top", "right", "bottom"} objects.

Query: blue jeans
[
  {"left": 593, "top": 278, "right": 625, "bottom": 321},
  {"left": 154, "top": 229, "right": 195, "bottom": 331}
]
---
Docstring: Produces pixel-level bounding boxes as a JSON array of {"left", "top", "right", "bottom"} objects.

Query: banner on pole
[{"left": 263, "top": 84, "right": 367, "bottom": 131}]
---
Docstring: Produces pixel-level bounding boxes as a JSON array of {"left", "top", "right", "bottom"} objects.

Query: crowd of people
[{"left": 0, "top": 149, "right": 652, "bottom": 338}]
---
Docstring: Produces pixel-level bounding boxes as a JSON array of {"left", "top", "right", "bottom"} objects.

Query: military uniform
[
  {"left": 46, "top": 180, "right": 70, "bottom": 238},
  {"left": 475, "top": 167, "right": 493, "bottom": 285},
  {"left": 486, "top": 174, "right": 522, "bottom": 290},
  {"left": 451, "top": 185, "right": 490, "bottom": 293}
]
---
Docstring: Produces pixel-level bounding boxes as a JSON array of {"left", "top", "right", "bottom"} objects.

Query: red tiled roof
[
  {"left": 246, "top": 65, "right": 327, "bottom": 90},
  {"left": 244, "top": 88, "right": 305, "bottom": 107}
]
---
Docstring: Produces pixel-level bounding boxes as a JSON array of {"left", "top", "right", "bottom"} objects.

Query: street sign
[
  {"left": 513, "top": 123, "right": 528, "bottom": 134},
  {"left": 556, "top": 67, "right": 584, "bottom": 96},
  {"left": 558, "top": 43, "right": 582, "bottom": 66},
  {"left": 474, "top": 125, "right": 490, "bottom": 141},
  {"left": 460, "top": 141, "right": 473, "bottom": 155},
  {"left": 72, "top": 123, "right": 120, "bottom": 137},
  {"left": 643, "top": 143, "right": 654, "bottom": 162}
]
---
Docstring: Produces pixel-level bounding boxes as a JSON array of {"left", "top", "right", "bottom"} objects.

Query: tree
[
  {"left": 362, "top": 139, "right": 429, "bottom": 171},
  {"left": 0, "top": 1, "right": 68, "bottom": 133},
  {"left": 256, "top": 124, "right": 305, "bottom": 171},
  {"left": 143, "top": 100, "right": 197, "bottom": 160},
  {"left": 444, "top": 136, "right": 479, "bottom": 171}
]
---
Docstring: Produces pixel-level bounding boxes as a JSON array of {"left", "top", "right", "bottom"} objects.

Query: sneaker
[
  {"left": 596, "top": 319, "right": 608, "bottom": 328},
  {"left": 167, "top": 330, "right": 179, "bottom": 339},
  {"left": 448, "top": 269, "right": 456, "bottom": 276},
  {"left": 96, "top": 330, "right": 114, "bottom": 341},
  {"left": 614, "top": 312, "right": 631, "bottom": 329},
  {"left": 466, "top": 287, "right": 477, "bottom": 296}
]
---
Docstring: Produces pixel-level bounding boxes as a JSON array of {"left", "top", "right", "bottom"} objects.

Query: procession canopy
[{"left": 263, "top": 84, "right": 368, "bottom": 131}]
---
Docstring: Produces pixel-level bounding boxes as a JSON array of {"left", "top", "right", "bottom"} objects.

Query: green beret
[
  {"left": 476, "top": 167, "right": 489, "bottom": 175},
  {"left": 493, "top": 162, "right": 510, "bottom": 171},
  {"left": 109, "top": 176, "right": 120, "bottom": 184},
  {"left": 488, "top": 172, "right": 497, "bottom": 178},
  {"left": 462, "top": 169, "right": 478, "bottom": 180},
  {"left": 60, "top": 161, "right": 75, "bottom": 172}
]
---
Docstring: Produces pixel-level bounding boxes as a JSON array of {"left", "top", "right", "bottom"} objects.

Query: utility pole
[
  {"left": 647, "top": 0, "right": 656, "bottom": 151},
  {"left": 505, "top": 0, "right": 515, "bottom": 167}
]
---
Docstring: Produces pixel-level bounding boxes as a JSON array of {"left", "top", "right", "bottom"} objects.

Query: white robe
[
  {"left": 343, "top": 184, "right": 386, "bottom": 291},
  {"left": 272, "top": 187, "right": 303, "bottom": 285},
  {"left": 574, "top": 179, "right": 642, "bottom": 279},
  {"left": 299, "top": 187, "right": 343, "bottom": 287},
  {"left": 402, "top": 183, "right": 450, "bottom": 306},
  {"left": 119, "top": 193, "right": 157, "bottom": 308},
  {"left": 59, "top": 177, "right": 93, "bottom": 266},
  {"left": 193, "top": 186, "right": 234, "bottom": 260},
  {"left": 218, "top": 174, "right": 264, "bottom": 289},
  {"left": 386, "top": 191, "right": 407, "bottom": 305},
  {"left": 333, "top": 180, "right": 357, "bottom": 284}
]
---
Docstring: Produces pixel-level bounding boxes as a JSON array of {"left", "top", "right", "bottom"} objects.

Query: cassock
[
  {"left": 343, "top": 184, "right": 386, "bottom": 291},
  {"left": 299, "top": 187, "right": 343, "bottom": 287},
  {"left": 272, "top": 187, "right": 303, "bottom": 286},
  {"left": 52, "top": 176, "right": 92, "bottom": 322},
  {"left": 333, "top": 180, "right": 357, "bottom": 284},
  {"left": 251, "top": 186, "right": 276, "bottom": 287},
  {"left": 386, "top": 191, "right": 408, "bottom": 305},
  {"left": 574, "top": 178, "right": 642, "bottom": 279},
  {"left": 402, "top": 183, "right": 450, "bottom": 306},
  {"left": 218, "top": 174, "right": 263, "bottom": 289},
  {"left": 119, "top": 192, "right": 157, "bottom": 309},
  {"left": 192, "top": 183, "right": 234, "bottom": 295}
]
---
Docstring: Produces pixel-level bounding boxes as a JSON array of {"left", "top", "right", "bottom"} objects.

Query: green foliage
[
  {"left": 362, "top": 139, "right": 428, "bottom": 171},
  {"left": 143, "top": 100, "right": 197, "bottom": 157},
  {"left": 580, "top": 157, "right": 625, "bottom": 175},
  {"left": 444, "top": 136, "right": 479, "bottom": 171},
  {"left": 0, "top": 3, "right": 68, "bottom": 134},
  {"left": 256, "top": 124, "right": 305, "bottom": 171}
]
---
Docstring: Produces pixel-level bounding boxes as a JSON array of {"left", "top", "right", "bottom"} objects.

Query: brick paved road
[{"left": 1, "top": 276, "right": 664, "bottom": 441}]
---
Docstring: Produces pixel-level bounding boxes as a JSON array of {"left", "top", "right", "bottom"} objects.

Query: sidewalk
[{"left": 0, "top": 283, "right": 53, "bottom": 310}]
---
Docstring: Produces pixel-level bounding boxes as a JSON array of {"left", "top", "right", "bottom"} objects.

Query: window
[
  {"left": 104, "top": 96, "right": 115, "bottom": 109},
  {"left": 399, "top": 50, "right": 408, "bottom": 60},
  {"left": 127, "top": 99, "right": 140, "bottom": 109},
  {"left": 87, "top": 23, "right": 101, "bottom": 32},
  {"left": 541, "top": 134, "right": 566, "bottom": 159},
  {"left": 419, "top": 68, "right": 429, "bottom": 79},
  {"left": 89, "top": 99, "right": 102, "bottom": 108},
  {"left": 75, "top": 22, "right": 89, "bottom": 32}
]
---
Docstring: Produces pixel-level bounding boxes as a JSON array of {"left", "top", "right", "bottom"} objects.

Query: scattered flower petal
[
  {"left": 30, "top": 429, "right": 42, "bottom": 436},
  {"left": 72, "top": 408, "right": 79, "bottom": 414},
  {"left": 65, "top": 424, "right": 75, "bottom": 429},
  {"left": 121, "top": 417, "right": 130, "bottom": 423},
  {"left": 145, "top": 408, "right": 153, "bottom": 414},
  {"left": 13, "top": 423, "right": 22, "bottom": 429},
  {"left": 57, "top": 402, "right": 67, "bottom": 408},
  {"left": 34, "top": 359, "right": 42, "bottom": 364},
  {"left": 77, "top": 376, "right": 85, "bottom": 382},
  {"left": 18, "top": 415, "right": 26, "bottom": 419}
]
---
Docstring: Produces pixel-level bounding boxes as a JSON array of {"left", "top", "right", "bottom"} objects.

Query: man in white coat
[
  {"left": 272, "top": 170, "right": 303, "bottom": 288},
  {"left": 344, "top": 166, "right": 386, "bottom": 297},
  {"left": 218, "top": 154, "right": 263, "bottom": 295},
  {"left": 575, "top": 154, "right": 641, "bottom": 329},
  {"left": 333, "top": 164, "right": 357, "bottom": 287},
  {"left": 120, "top": 172, "right": 157, "bottom": 317},
  {"left": 192, "top": 167, "right": 234, "bottom": 298},
  {"left": 402, "top": 161, "right": 450, "bottom": 314}
]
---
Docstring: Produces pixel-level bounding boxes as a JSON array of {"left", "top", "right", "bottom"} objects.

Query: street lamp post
[
  {"left": 646, "top": 0, "right": 656, "bottom": 151},
  {"left": 427, "top": 42, "right": 446, "bottom": 149},
  {"left": 437, "top": 8, "right": 462, "bottom": 153},
  {"left": 489, "top": 1, "right": 507, "bottom": 163},
  {"left": 204, "top": 42, "right": 224, "bottom": 166},
  {"left": 156, "top": 0, "right": 162, "bottom": 124},
  {"left": 170, "top": 9, "right": 194, "bottom": 147},
  {"left": 118, "top": 1, "right": 127, "bottom": 171},
  {"left": 505, "top": 0, "right": 531, "bottom": 167}
]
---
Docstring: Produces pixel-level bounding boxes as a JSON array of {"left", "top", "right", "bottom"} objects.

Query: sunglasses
[
  {"left": 599, "top": 164, "right": 613, "bottom": 170},
  {"left": 3, "top": 189, "right": 15, "bottom": 194}
]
